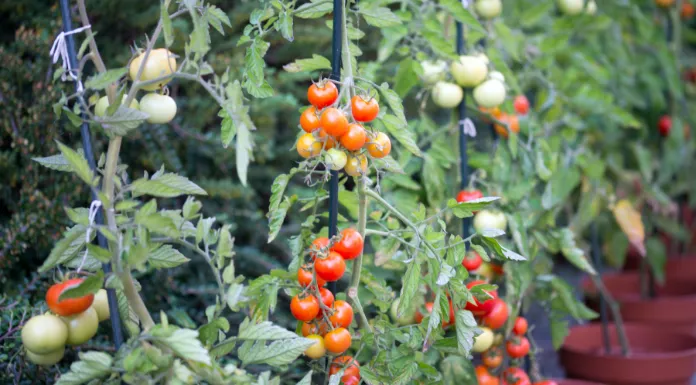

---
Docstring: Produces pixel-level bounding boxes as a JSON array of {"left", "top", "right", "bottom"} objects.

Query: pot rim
[{"left": 583, "top": 272, "right": 696, "bottom": 303}]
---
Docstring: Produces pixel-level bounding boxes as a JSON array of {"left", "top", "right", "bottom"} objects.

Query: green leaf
[
  {"left": 632, "top": 144, "right": 653, "bottom": 183},
  {"left": 278, "top": 11, "right": 294, "bottom": 41},
  {"left": 55, "top": 141, "right": 96, "bottom": 186},
  {"left": 32, "top": 154, "right": 74, "bottom": 172},
  {"left": 541, "top": 166, "right": 581, "bottom": 209},
  {"left": 439, "top": 0, "right": 484, "bottom": 32},
  {"left": 131, "top": 172, "right": 207, "bottom": 198},
  {"left": 85, "top": 68, "right": 127, "bottom": 90},
  {"left": 379, "top": 83, "right": 407, "bottom": 124},
  {"left": 550, "top": 317, "right": 569, "bottom": 350},
  {"left": 55, "top": 351, "right": 113, "bottom": 385},
  {"left": 154, "top": 328, "right": 211, "bottom": 365},
  {"left": 59, "top": 271, "right": 104, "bottom": 301},
  {"left": 421, "top": 28, "right": 457, "bottom": 59},
  {"left": 455, "top": 310, "right": 477, "bottom": 356},
  {"left": 394, "top": 58, "right": 420, "bottom": 97},
  {"left": 39, "top": 225, "right": 88, "bottom": 273},
  {"left": 557, "top": 228, "right": 596, "bottom": 274},
  {"left": 238, "top": 338, "right": 315, "bottom": 367},
  {"left": 397, "top": 259, "right": 421, "bottom": 319},
  {"left": 423, "top": 155, "right": 446, "bottom": 206},
  {"left": 448, "top": 197, "right": 500, "bottom": 218},
  {"left": 283, "top": 54, "right": 331, "bottom": 73},
  {"left": 294, "top": 0, "right": 332, "bottom": 19},
  {"left": 268, "top": 173, "right": 290, "bottom": 214},
  {"left": 358, "top": 6, "right": 402, "bottom": 27},
  {"left": 245, "top": 39, "right": 266, "bottom": 87},
  {"left": 268, "top": 198, "right": 293, "bottom": 243},
  {"left": 86, "top": 244, "right": 111, "bottom": 263},
  {"left": 236, "top": 114, "right": 253, "bottom": 186},
  {"left": 378, "top": 115, "right": 422, "bottom": 157},
  {"left": 162, "top": 0, "right": 174, "bottom": 46},
  {"left": 97, "top": 106, "right": 148, "bottom": 136},
  {"left": 149, "top": 245, "right": 190, "bottom": 268},
  {"left": 206, "top": 5, "right": 231, "bottom": 35},
  {"left": 296, "top": 371, "right": 313, "bottom": 385},
  {"left": 646, "top": 236, "right": 667, "bottom": 284}
]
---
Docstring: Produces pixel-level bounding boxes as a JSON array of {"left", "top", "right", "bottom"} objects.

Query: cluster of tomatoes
[
  {"left": 297, "top": 81, "right": 392, "bottom": 177},
  {"left": 95, "top": 48, "right": 178, "bottom": 125},
  {"left": 478, "top": 94, "right": 529, "bottom": 139},
  {"left": 291, "top": 228, "right": 364, "bottom": 383},
  {"left": 473, "top": 315, "right": 534, "bottom": 385},
  {"left": 655, "top": 0, "right": 695, "bottom": 18},
  {"left": 21, "top": 278, "right": 110, "bottom": 366}
]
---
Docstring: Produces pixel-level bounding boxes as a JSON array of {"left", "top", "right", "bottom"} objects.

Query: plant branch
[
  {"left": 589, "top": 273, "right": 631, "bottom": 356},
  {"left": 76, "top": 0, "right": 115, "bottom": 101},
  {"left": 348, "top": 178, "right": 372, "bottom": 332}
]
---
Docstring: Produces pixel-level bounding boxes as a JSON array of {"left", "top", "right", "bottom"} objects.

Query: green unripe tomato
[
  {"left": 586, "top": 0, "right": 597, "bottom": 14},
  {"left": 473, "top": 210, "right": 508, "bottom": 233},
  {"left": 390, "top": 298, "right": 416, "bottom": 326},
  {"left": 139, "top": 93, "right": 177, "bottom": 124},
  {"left": 473, "top": 79, "right": 507, "bottom": 108},
  {"left": 92, "top": 289, "right": 110, "bottom": 322},
  {"left": 420, "top": 60, "right": 447, "bottom": 85},
  {"left": 325, "top": 148, "right": 348, "bottom": 171},
  {"left": 432, "top": 81, "right": 464, "bottom": 108},
  {"left": 475, "top": 0, "right": 502, "bottom": 19},
  {"left": 472, "top": 327, "right": 494, "bottom": 353},
  {"left": 95, "top": 95, "right": 140, "bottom": 117},
  {"left": 129, "top": 48, "right": 177, "bottom": 91},
  {"left": 21, "top": 314, "right": 68, "bottom": 354},
  {"left": 25, "top": 346, "right": 65, "bottom": 366},
  {"left": 450, "top": 55, "right": 488, "bottom": 87},
  {"left": 557, "top": 0, "right": 584, "bottom": 15},
  {"left": 62, "top": 307, "right": 99, "bottom": 345}
]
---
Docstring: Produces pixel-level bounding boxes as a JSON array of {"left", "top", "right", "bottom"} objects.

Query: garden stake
[
  {"left": 455, "top": 21, "right": 471, "bottom": 239},
  {"left": 590, "top": 223, "right": 610, "bottom": 354},
  {"left": 59, "top": 0, "right": 124, "bottom": 349}
]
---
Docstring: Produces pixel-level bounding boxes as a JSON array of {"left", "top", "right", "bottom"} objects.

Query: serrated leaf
[
  {"left": 613, "top": 199, "right": 645, "bottom": 257},
  {"left": 397, "top": 259, "right": 420, "bottom": 318},
  {"left": 32, "top": 154, "right": 74, "bottom": 172},
  {"left": 59, "top": 271, "right": 104, "bottom": 301},
  {"left": 283, "top": 54, "right": 331, "bottom": 73},
  {"left": 295, "top": 371, "right": 313, "bottom": 385},
  {"left": 278, "top": 11, "right": 294, "bottom": 41},
  {"left": 440, "top": 0, "right": 484, "bottom": 32},
  {"left": 149, "top": 245, "right": 190, "bottom": 268},
  {"left": 56, "top": 141, "right": 96, "bottom": 186},
  {"left": 162, "top": 0, "right": 174, "bottom": 46},
  {"left": 236, "top": 116, "right": 253, "bottom": 186},
  {"left": 86, "top": 244, "right": 112, "bottom": 263},
  {"left": 550, "top": 317, "right": 569, "bottom": 349},
  {"left": 154, "top": 328, "right": 211, "bottom": 365},
  {"left": 448, "top": 197, "right": 500, "bottom": 218},
  {"left": 238, "top": 319, "right": 300, "bottom": 341},
  {"left": 542, "top": 166, "right": 580, "bottom": 209},
  {"left": 85, "top": 68, "right": 127, "bottom": 90},
  {"left": 455, "top": 310, "right": 478, "bottom": 356},
  {"left": 131, "top": 172, "right": 207, "bottom": 198},
  {"left": 268, "top": 198, "right": 292, "bottom": 243},
  {"left": 294, "top": 0, "right": 333, "bottom": 19},
  {"left": 55, "top": 351, "right": 113, "bottom": 385},
  {"left": 39, "top": 225, "right": 88, "bottom": 273},
  {"left": 245, "top": 39, "right": 266, "bottom": 87},
  {"left": 97, "top": 106, "right": 148, "bottom": 136},
  {"left": 238, "top": 338, "right": 315, "bottom": 366},
  {"left": 358, "top": 6, "right": 402, "bottom": 27},
  {"left": 379, "top": 115, "right": 421, "bottom": 157},
  {"left": 379, "top": 83, "right": 407, "bottom": 124}
]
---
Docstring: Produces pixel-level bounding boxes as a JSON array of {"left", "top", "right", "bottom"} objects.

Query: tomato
[
  {"left": 308, "top": 81, "right": 339, "bottom": 109},
  {"left": 513, "top": 317, "right": 528, "bottom": 335},
  {"left": 302, "top": 320, "right": 329, "bottom": 337},
  {"left": 451, "top": 55, "right": 488, "bottom": 87},
  {"left": 46, "top": 278, "right": 94, "bottom": 316},
  {"left": 462, "top": 251, "right": 483, "bottom": 271},
  {"left": 290, "top": 294, "right": 320, "bottom": 322},
  {"left": 318, "top": 287, "right": 335, "bottom": 311},
  {"left": 655, "top": 0, "right": 676, "bottom": 7},
  {"left": 473, "top": 210, "right": 508, "bottom": 232},
  {"left": 298, "top": 264, "right": 328, "bottom": 288},
  {"left": 314, "top": 251, "right": 346, "bottom": 282},
  {"left": 557, "top": 0, "right": 584, "bottom": 15},
  {"left": 332, "top": 228, "right": 364, "bottom": 260},
  {"left": 351, "top": 95, "right": 379, "bottom": 122},
  {"left": 456, "top": 189, "right": 483, "bottom": 204},
  {"left": 366, "top": 132, "right": 391, "bottom": 158},
  {"left": 465, "top": 280, "right": 498, "bottom": 315},
  {"left": 92, "top": 289, "right": 110, "bottom": 322},
  {"left": 533, "top": 381, "right": 559, "bottom": 385},
  {"left": 95, "top": 95, "right": 139, "bottom": 117},
  {"left": 342, "top": 376, "right": 360, "bottom": 385},
  {"left": 475, "top": 0, "right": 502, "bottom": 19},
  {"left": 472, "top": 327, "right": 495, "bottom": 353},
  {"left": 476, "top": 365, "right": 500, "bottom": 385},
  {"left": 390, "top": 298, "right": 416, "bottom": 325},
  {"left": 414, "top": 302, "right": 431, "bottom": 324},
  {"left": 300, "top": 106, "right": 321, "bottom": 133},
  {"left": 310, "top": 237, "right": 330, "bottom": 259},
  {"left": 21, "top": 314, "right": 68, "bottom": 354},
  {"left": 586, "top": 0, "right": 597, "bottom": 14},
  {"left": 420, "top": 60, "right": 447, "bottom": 85},
  {"left": 473, "top": 79, "right": 506, "bottom": 109},
  {"left": 339, "top": 124, "right": 367, "bottom": 151},
  {"left": 494, "top": 113, "right": 520, "bottom": 138},
  {"left": 62, "top": 307, "right": 99, "bottom": 345},
  {"left": 682, "top": 3, "right": 695, "bottom": 18},
  {"left": 330, "top": 355, "right": 361, "bottom": 382},
  {"left": 25, "top": 346, "right": 65, "bottom": 366},
  {"left": 506, "top": 336, "right": 530, "bottom": 358},
  {"left": 325, "top": 148, "right": 348, "bottom": 171},
  {"left": 324, "top": 328, "right": 351, "bottom": 354},
  {"left": 344, "top": 154, "right": 368, "bottom": 177},
  {"left": 329, "top": 300, "right": 354, "bottom": 328},
  {"left": 432, "top": 81, "right": 464, "bottom": 108},
  {"left": 415, "top": 301, "right": 454, "bottom": 327},
  {"left": 513, "top": 95, "right": 530, "bottom": 115},
  {"left": 297, "top": 133, "right": 323, "bottom": 159},
  {"left": 320, "top": 108, "right": 349, "bottom": 137},
  {"left": 658, "top": 115, "right": 672, "bottom": 136},
  {"left": 482, "top": 299, "right": 509, "bottom": 330},
  {"left": 502, "top": 367, "right": 531, "bottom": 385},
  {"left": 482, "top": 347, "right": 503, "bottom": 368},
  {"left": 304, "top": 334, "right": 326, "bottom": 359},
  {"left": 129, "top": 48, "right": 177, "bottom": 91},
  {"left": 139, "top": 93, "right": 177, "bottom": 124}
]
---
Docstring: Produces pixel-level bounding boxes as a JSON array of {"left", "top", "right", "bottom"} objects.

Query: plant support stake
[
  {"left": 59, "top": 0, "right": 124, "bottom": 348},
  {"left": 456, "top": 21, "right": 471, "bottom": 239}
]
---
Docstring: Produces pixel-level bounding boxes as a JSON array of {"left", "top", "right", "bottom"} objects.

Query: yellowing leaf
[{"left": 613, "top": 199, "right": 645, "bottom": 257}]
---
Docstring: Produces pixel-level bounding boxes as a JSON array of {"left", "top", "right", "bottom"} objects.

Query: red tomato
[
  {"left": 314, "top": 251, "right": 346, "bottom": 282},
  {"left": 308, "top": 81, "right": 338, "bottom": 109},
  {"left": 324, "top": 328, "right": 352, "bottom": 354},
  {"left": 351, "top": 95, "right": 379, "bottom": 122},
  {"left": 301, "top": 319, "right": 329, "bottom": 337},
  {"left": 456, "top": 189, "right": 484, "bottom": 204},
  {"left": 462, "top": 251, "right": 483, "bottom": 271},
  {"left": 682, "top": 3, "right": 695, "bottom": 18},
  {"left": 320, "top": 108, "right": 349, "bottom": 137},
  {"left": 46, "top": 278, "right": 94, "bottom": 316},
  {"left": 290, "top": 295, "right": 320, "bottom": 322},
  {"left": 329, "top": 300, "right": 354, "bottom": 328},
  {"left": 342, "top": 376, "right": 360, "bottom": 385},
  {"left": 502, "top": 367, "right": 531, "bottom": 385},
  {"left": 513, "top": 317, "right": 528, "bottom": 335},
  {"left": 298, "top": 264, "right": 327, "bottom": 288},
  {"left": 300, "top": 106, "right": 321, "bottom": 133},
  {"left": 318, "top": 287, "right": 335, "bottom": 310},
  {"left": 310, "top": 237, "right": 330, "bottom": 259},
  {"left": 465, "top": 280, "right": 498, "bottom": 315},
  {"left": 658, "top": 115, "right": 672, "bottom": 136},
  {"left": 330, "top": 355, "right": 360, "bottom": 382},
  {"left": 339, "top": 123, "right": 367, "bottom": 151},
  {"left": 513, "top": 95, "right": 530, "bottom": 115},
  {"left": 482, "top": 298, "right": 508, "bottom": 330},
  {"left": 482, "top": 347, "right": 503, "bottom": 368},
  {"left": 476, "top": 365, "right": 500, "bottom": 385},
  {"left": 506, "top": 336, "right": 530, "bottom": 358},
  {"left": 533, "top": 381, "right": 559, "bottom": 385},
  {"left": 414, "top": 301, "right": 454, "bottom": 327},
  {"left": 331, "top": 228, "right": 364, "bottom": 260}
]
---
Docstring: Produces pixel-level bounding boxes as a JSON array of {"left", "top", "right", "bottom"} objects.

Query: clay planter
[
  {"left": 561, "top": 323, "right": 696, "bottom": 385},
  {"left": 582, "top": 271, "right": 696, "bottom": 336},
  {"left": 555, "top": 379, "right": 606, "bottom": 385}
]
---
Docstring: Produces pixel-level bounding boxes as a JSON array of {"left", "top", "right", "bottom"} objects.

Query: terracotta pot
[
  {"left": 663, "top": 256, "right": 696, "bottom": 282},
  {"left": 561, "top": 323, "right": 696, "bottom": 385},
  {"left": 555, "top": 379, "right": 606, "bottom": 385},
  {"left": 583, "top": 272, "right": 696, "bottom": 336}
]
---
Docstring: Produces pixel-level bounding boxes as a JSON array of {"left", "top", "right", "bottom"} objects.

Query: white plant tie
[
  {"left": 49, "top": 25, "right": 91, "bottom": 90},
  {"left": 461, "top": 0, "right": 471, "bottom": 9},
  {"left": 461, "top": 117, "right": 477, "bottom": 137},
  {"left": 77, "top": 200, "right": 102, "bottom": 273}
]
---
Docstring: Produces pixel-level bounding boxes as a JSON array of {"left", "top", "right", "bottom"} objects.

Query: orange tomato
[
  {"left": 300, "top": 106, "right": 321, "bottom": 133},
  {"left": 366, "top": 132, "right": 392, "bottom": 158},
  {"left": 339, "top": 124, "right": 367, "bottom": 151},
  {"left": 494, "top": 113, "right": 520, "bottom": 138},
  {"left": 320, "top": 108, "right": 349, "bottom": 137}
]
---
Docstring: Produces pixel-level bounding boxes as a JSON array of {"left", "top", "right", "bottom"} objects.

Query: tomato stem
[{"left": 349, "top": 178, "right": 372, "bottom": 332}]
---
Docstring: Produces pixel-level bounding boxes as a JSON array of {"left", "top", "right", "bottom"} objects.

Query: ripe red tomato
[
  {"left": 320, "top": 108, "right": 349, "bottom": 137},
  {"left": 339, "top": 123, "right": 367, "bottom": 151},
  {"left": 414, "top": 301, "right": 454, "bottom": 327},
  {"left": 494, "top": 113, "right": 520, "bottom": 138},
  {"left": 46, "top": 278, "right": 94, "bottom": 316},
  {"left": 302, "top": 320, "right": 329, "bottom": 337},
  {"left": 310, "top": 237, "right": 330, "bottom": 259},
  {"left": 682, "top": 2, "right": 695, "bottom": 18},
  {"left": 300, "top": 106, "right": 321, "bottom": 133},
  {"left": 482, "top": 347, "right": 503, "bottom": 368},
  {"left": 658, "top": 115, "right": 672, "bottom": 136},
  {"left": 331, "top": 228, "right": 364, "bottom": 260},
  {"left": 465, "top": 280, "right": 498, "bottom": 315},
  {"left": 456, "top": 189, "right": 483, "bottom": 203},
  {"left": 506, "top": 336, "right": 530, "bottom": 358},
  {"left": 330, "top": 355, "right": 360, "bottom": 382},
  {"left": 329, "top": 300, "right": 354, "bottom": 328},
  {"left": 366, "top": 132, "right": 391, "bottom": 158},
  {"left": 533, "top": 381, "right": 559, "bottom": 385},
  {"left": 290, "top": 294, "right": 320, "bottom": 322},
  {"left": 351, "top": 95, "right": 379, "bottom": 122},
  {"left": 513, "top": 317, "right": 528, "bottom": 335},
  {"left": 308, "top": 81, "right": 338, "bottom": 109},
  {"left": 462, "top": 251, "right": 483, "bottom": 271},
  {"left": 482, "top": 298, "right": 509, "bottom": 329},
  {"left": 324, "top": 328, "right": 351, "bottom": 354},
  {"left": 318, "top": 287, "right": 335, "bottom": 310},
  {"left": 502, "top": 367, "right": 531, "bottom": 385},
  {"left": 314, "top": 251, "right": 346, "bottom": 282},
  {"left": 475, "top": 365, "right": 500, "bottom": 385},
  {"left": 298, "top": 264, "right": 327, "bottom": 288},
  {"left": 513, "top": 95, "right": 530, "bottom": 115}
]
